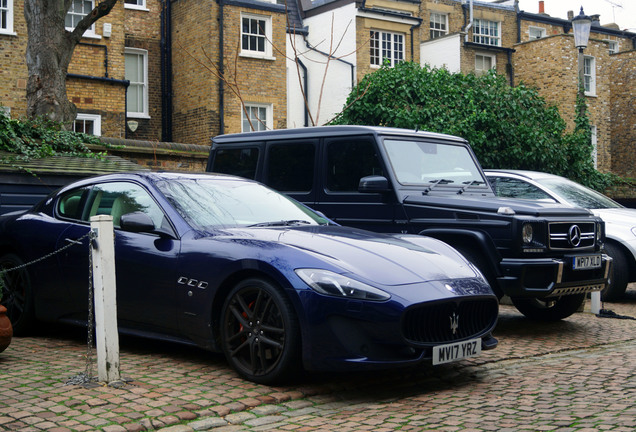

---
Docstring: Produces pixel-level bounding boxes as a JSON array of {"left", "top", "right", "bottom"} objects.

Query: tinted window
[
  {"left": 213, "top": 147, "right": 259, "bottom": 179},
  {"left": 266, "top": 142, "right": 315, "bottom": 192},
  {"left": 491, "top": 177, "right": 555, "bottom": 201},
  {"left": 326, "top": 139, "right": 384, "bottom": 192}
]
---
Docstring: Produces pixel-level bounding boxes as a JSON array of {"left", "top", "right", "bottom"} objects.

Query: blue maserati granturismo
[{"left": 0, "top": 172, "right": 498, "bottom": 383}]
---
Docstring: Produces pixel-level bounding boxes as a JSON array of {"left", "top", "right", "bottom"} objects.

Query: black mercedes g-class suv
[{"left": 207, "top": 126, "right": 612, "bottom": 321}]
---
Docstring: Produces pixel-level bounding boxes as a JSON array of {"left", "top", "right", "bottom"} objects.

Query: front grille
[
  {"left": 402, "top": 298, "right": 498, "bottom": 345},
  {"left": 549, "top": 222, "right": 595, "bottom": 250}
]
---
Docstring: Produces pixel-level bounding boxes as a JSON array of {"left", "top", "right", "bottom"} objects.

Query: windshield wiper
[
  {"left": 248, "top": 220, "right": 312, "bottom": 227},
  {"left": 422, "top": 179, "right": 454, "bottom": 195},
  {"left": 457, "top": 180, "right": 485, "bottom": 194}
]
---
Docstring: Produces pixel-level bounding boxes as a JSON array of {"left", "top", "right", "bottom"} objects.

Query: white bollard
[
  {"left": 590, "top": 291, "right": 601, "bottom": 315},
  {"left": 90, "top": 215, "right": 121, "bottom": 384}
]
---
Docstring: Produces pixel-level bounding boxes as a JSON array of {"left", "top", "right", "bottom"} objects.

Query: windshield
[
  {"left": 537, "top": 177, "right": 623, "bottom": 209},
  {"left": 382, "top": 139, "right": 486, "bottom": 187},
  {"left": 156, "top": 178, "right": 328, "bottom": 229}
]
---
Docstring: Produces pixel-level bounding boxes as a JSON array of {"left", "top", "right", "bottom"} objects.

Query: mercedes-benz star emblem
[{"left": 568, "top": 225, "right": 582, "bottom": 247}]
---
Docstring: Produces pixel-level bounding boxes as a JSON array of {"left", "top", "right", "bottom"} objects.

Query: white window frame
[
  {"left": 242, "top": 103, "right": 272, "bottom": 132},
  {"left": 475, "top": 52, "right": 496, "bottom": 76},
  {"left": 1, "top": 106, "right": 10, "bottom": 116},
  {"left": 240, "top": 13, "right": 273, "bottom": 59},
  {"left": 528, "top": 26, "right": 546, "bottom": 40},
  {"left": 0, "top": 0, "right": 15, "bottom": 35},
  {"left": 65, "top": 0, "right": 99, "bottom": 38},
  {"left": 429, "top": 12, "right": 448, "bottom": 39},
  {"left": 473, "top": 19, "right": 501, "bottom": 46},
  {"left": 125, "top": 48, "right": 149, "bottom": 118},
  {"left": 124, "top": 0, "right": 148, "bottom": 10},
  {"left": 606, "top": 40, "right": 619, "bottom": 54},
  {"left": 370, "top": 30, "right": 405, "bottom": 67},
  {"left": 73, "top": 113, "right": 102, "bottom": 136},
  {"left": 583, "top": 55, "right": 596, "bottom": 96}
]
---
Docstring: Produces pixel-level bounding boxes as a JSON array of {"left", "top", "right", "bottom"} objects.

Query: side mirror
[
  {"left": 359, "top": 175, "right": 391, "bottom": 193},
  {"left": 119, "top": 211, "right": 156, "bottom": 233}
]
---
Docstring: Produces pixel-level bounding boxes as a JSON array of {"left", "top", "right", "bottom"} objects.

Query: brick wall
[
  {"left": 1, "top": 1, "right": 161, "bottom": 141},
  {"left": 0, "top": 1, "right": 28, "bottom": 118},
  {"left": 171, "top": 0, "right": 218, "bottom": 144},
  {"left": 609, "top": 50, "right": 636, "bottom": 178},
  {"left": 513, "top": 35, "right": 612, "bottom": 172},
  {"left": 97, "top": 138, "right": 209, "bottom": 172},
  {"left": 122, "top": 0, "right": 163, "bottom": 141},
  {"left": 171, "top": 0, "right": 287, "bottom": 144}
]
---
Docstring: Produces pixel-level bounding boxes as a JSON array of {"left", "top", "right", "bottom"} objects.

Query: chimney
[
  {"left": 538, "top": 1, "right": 544, "bottom": 14},
  {"left": 567, "top": 10, "right": 574, "bottom": 21},
  {"left": 591, "top": 14, "right": 601, "bottom": 26}
]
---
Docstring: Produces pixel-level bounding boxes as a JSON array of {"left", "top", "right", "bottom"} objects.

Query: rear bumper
[{"left": 497, "top": 253, "right": 612, "bottom": 298}]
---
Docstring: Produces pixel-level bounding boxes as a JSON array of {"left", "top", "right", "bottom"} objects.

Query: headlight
[
  {"left": 522, "top": 223, "right": 534, "bottom": 244},
  {"left": 295, "top": 269, "right": 390, "bottom": 301},
  {"left": 597, "top": 222, "right": 603, "bottom": 242}
]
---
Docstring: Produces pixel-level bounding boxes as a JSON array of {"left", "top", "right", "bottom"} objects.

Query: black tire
[
  {"left": 601, "top": 242, "right": 629, "bottom": 302},
  {"left": 220, "top": 278, "right": 300, "bottom": 384},
  {"left": 511, "top": 294, "right": 585, "bottom": 321},
  {"left": 0, "top": 253, "right": 35, "bottom": 335}
]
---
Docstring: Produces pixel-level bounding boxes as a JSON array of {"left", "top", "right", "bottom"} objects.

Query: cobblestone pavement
[{"left": 1, "top": 287, "right": 635, "bottom": 432}]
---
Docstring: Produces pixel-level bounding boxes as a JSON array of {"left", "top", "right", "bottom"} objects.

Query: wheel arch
[
  {"left": 605, "top": 238, "right": 636, "bottom": 283},
  {"left": 208, "top": 266, "right": 308, "bottom": 348},
  {"left": 419, "top": 228, "right": 503, "bottom": 295}
]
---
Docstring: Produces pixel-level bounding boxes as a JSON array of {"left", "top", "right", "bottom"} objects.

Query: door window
[{"left": 326, "top": 138, "right": 384, "bottom": 192}]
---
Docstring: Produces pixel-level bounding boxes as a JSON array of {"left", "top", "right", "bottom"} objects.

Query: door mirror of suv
[{"left": 359, "top": 175, "right": 391, "bottom": 193}]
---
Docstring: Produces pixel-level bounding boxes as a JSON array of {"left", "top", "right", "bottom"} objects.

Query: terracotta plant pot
[{"left": 0, "top": 304, "right": 12, "bottom": 353}]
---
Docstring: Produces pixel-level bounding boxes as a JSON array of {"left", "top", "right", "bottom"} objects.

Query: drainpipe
[
  {"left": 297, "top": 58, "right": 309, "bottom": 127},
  {"left": 304, "top": 39, "right": 355, "bottom": 90},
  {"left": 218, "top": 0, "right": 225, "bottom": 136},
  {"left": 463, "top": 0, "right": 474, "bottom": 42},
  {"left": 160, "top": 0, "right": 173, "bottom": 142}
]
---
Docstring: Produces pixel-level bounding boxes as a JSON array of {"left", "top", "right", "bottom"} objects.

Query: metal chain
[
  {"left": 0, "top": 229, "right": 98, "bottom": 386},
  {"left": 0, "top": 231, "right": 95, "bottom": 289},
  {"left": 65, "top": 230, "right": 98, "bottom": 386}
]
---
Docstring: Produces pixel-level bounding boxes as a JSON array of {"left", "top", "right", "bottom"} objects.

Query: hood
[
  {"left": 592, "top": 208, "right": 636, "bottom": 227},
  {"left": 401, "top": 192, "right": 594, "bottom": 217},
  {"left": 220, "top": 226, "right": 478, "bottom": 286}
]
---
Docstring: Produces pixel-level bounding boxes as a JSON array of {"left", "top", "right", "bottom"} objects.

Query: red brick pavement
[{"left": 1, "top": 287, "right": 635, "bottom": 431}]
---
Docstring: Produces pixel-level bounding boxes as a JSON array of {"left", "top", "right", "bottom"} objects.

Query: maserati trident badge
[{"left": 450, "top": 312, "right": 459, "bottom": 335}]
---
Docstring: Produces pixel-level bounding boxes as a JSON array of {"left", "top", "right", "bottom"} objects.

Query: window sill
[
  {"left": 125, "top": 5, "right": 150, "bottom": 11},
  {"left": 0, "top": 31, "right": 17, "bottom": 37},
  {"left": 239, "top": 52, "right": 276, "bottom": 61},
  {"left": 127, "top": 113, "right": 151, "bottom": 119}
]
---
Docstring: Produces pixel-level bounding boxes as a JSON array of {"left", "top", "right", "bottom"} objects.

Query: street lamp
[{"left": 571, "top": 7, "right": 591, "bottom": 115}]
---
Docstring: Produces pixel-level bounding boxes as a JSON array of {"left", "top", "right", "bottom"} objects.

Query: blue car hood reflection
[{"left": 209, "top": 225, "right": 477, "bottom": 286}]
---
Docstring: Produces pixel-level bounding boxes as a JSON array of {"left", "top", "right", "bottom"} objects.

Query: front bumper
[{"left": 497, "top": 253, "right": 612, "bottom": 298}]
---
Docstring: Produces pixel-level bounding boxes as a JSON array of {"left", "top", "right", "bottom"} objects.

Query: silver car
[{"left": 485, "top": 169, "right": 635, "bottom": 301}]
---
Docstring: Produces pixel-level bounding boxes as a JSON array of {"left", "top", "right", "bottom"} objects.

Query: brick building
[
  {"left": 0, "top": 0, "right": 163, "bottom": 141},
  {"left": 170, "top": 0, "right": 288, "bottom": 144},
  {"left": 0, "top": 0, "right": 634, "bottom": 177}
]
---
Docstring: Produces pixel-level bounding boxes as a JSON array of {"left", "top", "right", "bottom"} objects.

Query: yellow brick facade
[
  {"left": 1, "top": 1, "right": 162, "bottom": 141},
  {"left": 171, "top": 0, "right": 287, "bottom": 144}
]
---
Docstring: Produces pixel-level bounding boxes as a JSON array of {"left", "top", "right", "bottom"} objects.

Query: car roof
[
  {"left": 210, "top": 125, "right": 466, "bottom": 144},
  {"left": 483, "top": 169, "right": 564, "bottom": 181}
]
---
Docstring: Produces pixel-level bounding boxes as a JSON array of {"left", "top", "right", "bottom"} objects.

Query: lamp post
[{"left": 571, "top": 7, "right": 591, "bottom": 118}]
